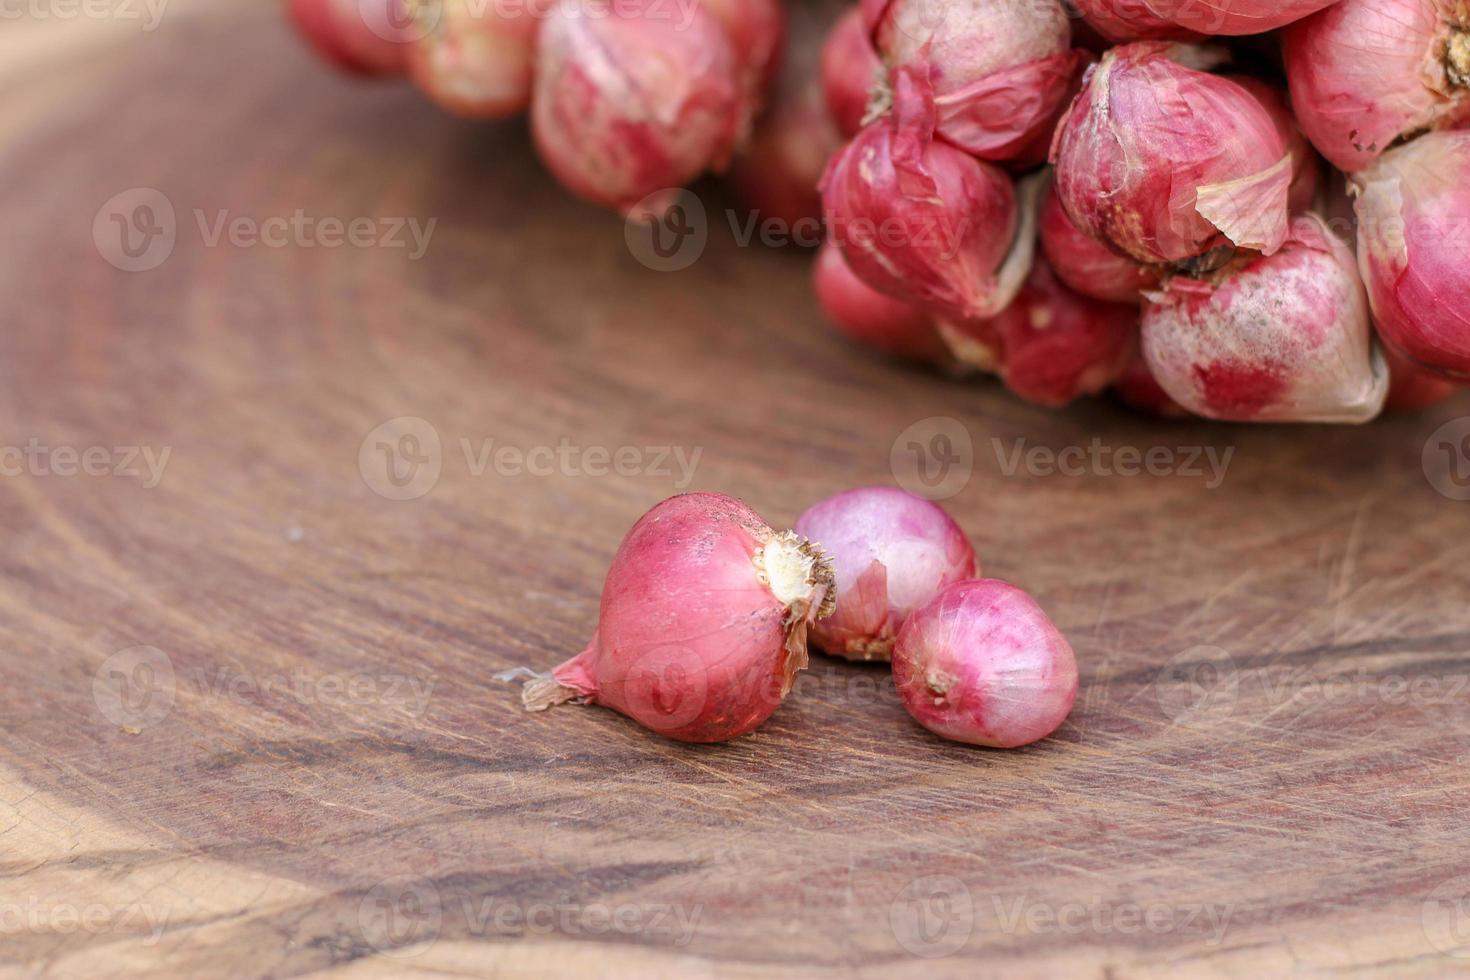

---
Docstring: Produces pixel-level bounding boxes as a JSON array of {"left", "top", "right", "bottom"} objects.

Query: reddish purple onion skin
[
  {"left": 1142, "top": 213, "right": 1390, "bottom": 423},
  {"left": 522, "top": 493, "right": 834, "bottom": 743},
  {"left": 1039, "top": 178, "right": 1160, "bottom": 304},
  {"left": 1384, "top": 347, "right": 1462, "bottom": 412},
  {"left": 794, "top": 487, "right": 977, "bottom": 662},
  {"left": 1286, "top": 0, "right": 1470, "bottom": 173},
  {"left": 531, "top": 0, "right": 743, "bottom": 215},
  {"left": 1072, "top": 0, "right": 1196, "bottom": 42},
  {"left": 1148, "top": 0, "right": 1339, "bottom": 34},
  {"left": 1051, "top": 43, "right": 1292, "bottom": 265},
  {"left": 893, "top": 580, "right": 1078, "bottom": 749},
  {"left": 945, "top": 259, "right": 1139, "bottom": 408},
  {"left": 407, "top": 0, "right": 538, "bottom": 118},
  {"left": 812, "top": 243, "right": 952, "bottom": 365},
  {"left": 699, "top": 0, "right": 786, "bottom": 98},
  {"left": 867, "top": 0, "right": 1083, "bottom": 161},
  {"left": 289, "top": 0, "right": 409, "bottom": 75},
  {"left": 1114, "top": 349, "right": 1192, "bottom": 418},
  {"left": 1228, "top": 76, "right": 1321, "bottom": 213},
  {"left": 1353, "top": 131, "right": 1470, "bottom": 382},
  {"left": 821, "top": 6, "right": 882, "bottom": 138},
  {"left": 821, "top": 68, "right": 1024, "bottom": 321}
]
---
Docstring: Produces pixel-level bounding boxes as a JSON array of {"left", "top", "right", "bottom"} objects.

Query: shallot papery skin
[
  {"left": 868, "top": 0, "right": 1083, "bottom": 161},
  {"left": 892, "top": 580, "right": 1078, "bottom": 749},
  {"left": 822, "top": 6, "right": 883, "bottom": 138},
  {"left": 1039, "top": 178, "right": 1160, "bottom": 304},
  {"left": 1141, "top": 213, "right": 1390, "bottom": 423},
  {"left": 531, "top": 0, "right": 743, "bottom": 215},
  {"left": 1051, "top": 42, "right": 1293, "bottom": 265},
  {"left": 407, "top": 0, "right": 538, "bottom": 118},
  {"left": 943, "top": 259, "right": 1139, "bottom": 408},
  {"left": 1228, "top": 76, "right": 1321, "bottom": 213},
  {"left": 821, "top": 68, "right": 1030, "bottom": 321},
  {"left": 521, "top": 493, "right": 834, "bottom": 743},
  {"left": 1147, "top": 0, "right": 1340, "bottom": 34},
  {"left": 1384, "top": 347, "right": 1462, "bottom": 412},
  {"left": 813, "top": 242, "right": 951, "bottom": 364},
  {"left": 1353, "top": 132, "right": 1470, "bottom": 381},
  {"left": 793, "top": 487, "right": 976, "bottom": 662},
  {"left": 1072, "top": 0, "right": 1196, "bottom": 41},
  {"left": 1286, "top": 0, "right": 1470, "bottom": 173},
  {"left": 288, "top": 0, "right": 408, "bottom": 75}
]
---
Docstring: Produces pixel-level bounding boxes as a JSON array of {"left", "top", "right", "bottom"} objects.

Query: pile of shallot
[
  {"left": 289, "top": 0, "right": 1470, "bottom": 419},
  {"left": 509, "top": 489, "right": 1077, "bottom": 748},
  {"left": 807, "top": 0, "right": 1470, "bottom": 420}
]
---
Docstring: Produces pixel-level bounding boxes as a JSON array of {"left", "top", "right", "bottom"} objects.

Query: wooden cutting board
[{"left": 3, "top": 3, "right": 1469, "bottom": 977}]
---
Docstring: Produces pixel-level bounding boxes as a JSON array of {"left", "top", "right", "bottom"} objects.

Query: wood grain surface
[{"left": 4, "top": 3, "right": 1470, "bottom": 977}]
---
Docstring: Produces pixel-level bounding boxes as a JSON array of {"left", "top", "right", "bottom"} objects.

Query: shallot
[
  {"left": 892, "top": 579, "right": 1078, "bottom": 749},
  {"left": 1141, "top": 213, "right": 1390, "bottom": 423},
  {"left": 1147, "top": 0, "right": 1340, "bottom": 35},
  {"left": 943, "top": 259, "right": 1138, "bottom": 408},
  {"left": 406, "top": 0, "right": 538, "bottom": 118},
  {"left": 1228, "top": 75, "right": 1321, "bottom": 212},
  {"left": 812, "top": 243, "right": 951, "bottom": 364},
  {"left": 1286, "top": 0, "right": 1470, "bottom": 172},
  {"left": 821, "top": 67, "right": 1034, "bottom": 321},
  {"left": 821, "top": 6, "right": 884, "bottom": 138},
  {"left": 1352, "top": 131, "right": 1470, "bottom": 381},
  {"left": 288, "top": 0, "right": 408, "bottom": 75},
  {"left": 867, "top": 0, "right": 1083, "bottom": 161},
  {"left": 1114, "top": 349, "right": 1191, "bottom": 418},
  {"left": 1051, "top": 42, "right": 1292, "bottom": 264},
  {"left": 1039, "top": 177, "right": 1160, "bottom": 304},
  {"left": 531, "top": 0, "right": 744, "bottom": 215},
  {"left": 519, "top": 493, "right": 834, "bottom": 743},
  {"left": 699, "top": 0, "right": 787, "bottom": 98},
  {"left": 1384, "top": 347, "right": 1462, "bottom": 412},
  {"left": 793, "top": 486, "right": 976, "bottom": 661}
]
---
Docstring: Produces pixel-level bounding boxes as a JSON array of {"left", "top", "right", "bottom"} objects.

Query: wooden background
[{"left": 3, "top": 2, "right": 1470, "bottom": 976}]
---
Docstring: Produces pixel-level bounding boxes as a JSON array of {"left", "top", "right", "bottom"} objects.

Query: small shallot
[
  {"left": 793, "top": 486, "right": 976, "bottom": 662},
  {"left": 943, "top": 259, "right": 1139, "bottom": 408},
  {"left": 531, "top": 0, "right": 743, "bottom": 215},
  {"left": 1141, "top": 213, "right": 1390, "bottom": 423},
  {"left": 821, "top": 67, "right": 1034, "bottom": 321},
  {"left": 406, "top": 0, "right": 538, "bottom": 118},
  {"left": 288, "top": 0, "right": 409, "bottom": 75},
  {"left": 1352, "top": 131, "right": 1470, "bottom": 382},
  {"left": 1051, "top": 42, "right": 1293, "bottom": 264},
  {"left": 1039, "top": 177, "right": 1160, "bottom": 304},
  {"left": 868, "top": 0, "right": 1084, "bottom": 161},
  {"left": 813, "top": 242, "right": 951, "bottom": 365},
  {"left": 518, "top": 493, "right": 834, "bottom": 743},
  {"left": 892, "top": 580, "right": 1079, "bottom": 749},
  {"left": 822, "top": 6, "right": 884, "bottom": 138},
  {"left": 1286, "top": 0, "right": 1470, "bottom": 172}
]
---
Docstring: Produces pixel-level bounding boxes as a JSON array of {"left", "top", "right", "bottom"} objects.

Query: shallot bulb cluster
[{"left": 515, "top": 489, "right": 1076, "bottom": 750}]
